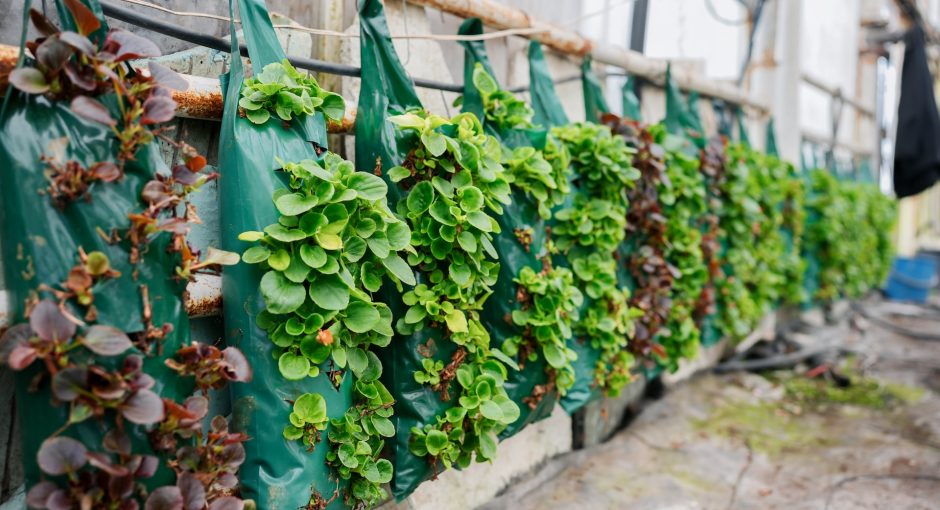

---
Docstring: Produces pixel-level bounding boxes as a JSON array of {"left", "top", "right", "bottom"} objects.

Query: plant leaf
[
  {"left": 82, "top": 325, "right": 133, "bottom": 356},
  {"left": 37, "top": 436, "right": 87, "bottom": 475},
  {"left": 63, "top": 0, "right": 101, "bottom": 36},
  {"left": 9, "top": 67, "right": 49, "bottom": 94},
  {"left": 71, "top": 96, "right": 116, "bottom": 126}
]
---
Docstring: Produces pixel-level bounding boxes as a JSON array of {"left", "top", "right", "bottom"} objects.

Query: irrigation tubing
[
  {"left": 712, "top": 344, "right": 850, "bottom": 373},
  {"left": 99, "top": 0, "right": 580, "bottom": 94},
  {"left": 851, "top": 302, "right": 940, "bottom": 341}
]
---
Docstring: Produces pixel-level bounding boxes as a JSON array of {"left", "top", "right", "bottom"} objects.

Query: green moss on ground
[{"left": 694, "top": 369, "right": 924, "bottom": 457}]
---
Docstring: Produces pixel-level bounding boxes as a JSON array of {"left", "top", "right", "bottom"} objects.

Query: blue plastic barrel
[{"left": 884, "top": 256, "right": 938, "bottom": 303}]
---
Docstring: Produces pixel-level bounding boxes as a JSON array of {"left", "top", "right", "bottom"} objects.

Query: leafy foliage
[
  {"left": 389, "top": 111, "right": 509, "bottom": 353},
  {"left": 325, "top": 358, "right": 396, "bottom": 508},
  {"left": 388, "top": 109, "right": 522, "bottom": 470},
  {"left": 241, "top": 153, "right": 414, "bottom": 381},
  {"left": 12, "top": 6, "right": 184, "bottom": 169},
  {"left": 502, "top": 143, "right": 571, "bottom": 219},
  {"left": 239, "top": 59, "right": 346, "bottom": 125},
  {"left": 408, "top": 358, "right": 520, "bottom": 470},
  {"left": 240, "top": 150, "right": 409, "bottom": 508},
  {"left": 804, "top": 170, "right": 896, "bottom": 302},
  {"left": 458, "top": 63, "right": 535, "bottom": 130},
  {"left": 714, "top": 143, "right": 795, "bottom": 340},
  {"left": 503, "top": 265, "right": 583, "bottom": 396},
  {"left": 693, "top": 136, "right": 727, "bottom": 324},
  {"left": 4, "top": 6, "right": 251, "bottom": 509},
  {"left": 464, "top": 65, "right": 572, "bottom": 216},
  {"left": 550, "top": 121, "right": 641, "bottom": 395}
]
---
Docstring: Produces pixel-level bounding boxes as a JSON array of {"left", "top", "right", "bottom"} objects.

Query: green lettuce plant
[
  {"left": 239, "top": 59, "right": 346, "bottom": 125},
  {"left": 241, "top": 153, "right": 415, "bottom": 380},
  {"left": 502, "top": 144, "right": 571, "bottom": 219},
  {"left": 804, "top": 170, "right": 896, "bottom": 302},
  {"left": 283, "top": 392, "right": 329, "bottom": 448},
  {"left": 550, "top": 122, "right": 641, "bottom": 395},
  {"left": 325, "top": 351, "right": 396, "bottom": 508},
  {"left": 715, "top": 143, "right": 794, "bottom": 340},
  {"left": 461, "top": 64, "right": 573, "bottom": 219},
  {"left": 388, "top": 109, "right": 521, "bottom": 470},
  {"left": 409, "top": 359, "right": 520, "bottom": 469},
  {"left": 502, "top": 265, "right": 584, "bottom": 395},
  {"left": 459, "top": 62, "right": 535, "bottom": 130},
  {"left": 241, "top": 152, "right": 414, "bottom": 508},
  {"left": 657, "top": 128, "right": 708, "bottom": 369}
]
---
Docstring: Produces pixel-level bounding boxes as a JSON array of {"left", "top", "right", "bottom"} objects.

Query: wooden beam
[
  {"left": 405, "top": 0, "right": 768, "bottom": 113},
  {"left": 0, "top": 45, "right": 356, "bottom": 131}
]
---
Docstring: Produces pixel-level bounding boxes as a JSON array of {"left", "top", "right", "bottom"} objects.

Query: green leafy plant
[
  {"left": 409, "top": 358, "right": 520, "bottom": 470},
  {"left": 503, "top": 265, "right": 583, "bottom": 395},
  {"left": 466, "top": 64, "right": 572, "bottom": 219},
  {"left": 550, "top": 121, "right": 641, "bottom": 395},
  {"left": 714, "top": 143, "right": 794, "bottom": 340},
  {"left": 241, "top": 153, "right": 415, "bottom": 381},
  {"left": 239, "top": 59, "right": 346, "bottom": 125},
  {"left": 241, "top": 150, "right": 412, "bottom": 507},
  {"left": 502, "top": 144, "right": 571, "bottom": 219},
  {"left": 388, "top": 111, "right": 509, "bottom": 353},
  {"left": 414, "top": 358, "right": 445, "bottom": 386},
  {"left": 804, "top": 170, "right": 895, "bottom": 302},
  {"left": 325, "top": 354, "right": 396, "bottom": 508},
  {"left": 283, "top": 393, "right": 329, "bottom": 448},
  {"left": 456, "top": 63, "right": 535, "bottom": 130},
  {"left": 388, "top": 109, "right": 521, "bottom": 470}
]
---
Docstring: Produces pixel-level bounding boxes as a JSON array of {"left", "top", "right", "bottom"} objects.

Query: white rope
[{"left": 116, "top": 0, "right": 549, "bottom": 41}]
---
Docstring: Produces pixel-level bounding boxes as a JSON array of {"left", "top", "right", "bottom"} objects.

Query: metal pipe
[
  {"left": 405, "top": 0, "right": 768, "bottom": 112},
  {"left": 99, "top": 0, "right": 468, "bottom": 92},
  {"left": 801, "top": 73, "right": 875, "bottom": 118}
]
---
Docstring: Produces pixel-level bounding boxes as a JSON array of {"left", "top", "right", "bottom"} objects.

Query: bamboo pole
[{"left": 405, "top": 0, "right": 768, "bottom": 113}]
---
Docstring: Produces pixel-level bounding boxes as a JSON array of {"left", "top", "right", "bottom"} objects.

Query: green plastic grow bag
[
  {"left": 0, "top": 0, "right": 190, "bottom": 491},
  {"left": 217, "top": 1, "right": 350, "bottom": 508}
]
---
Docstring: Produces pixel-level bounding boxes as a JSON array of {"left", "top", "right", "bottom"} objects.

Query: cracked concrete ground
[{"left": 484, "top": 300, "right": 940, "bottom": 510}]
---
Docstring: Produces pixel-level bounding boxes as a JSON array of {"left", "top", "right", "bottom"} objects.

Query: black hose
[
  {"left": 98, "top": 0, "right": 580, "bottom": 95},
  {"left": 713, "top": 344, "right": 846, "bottom": 373},
  {"left": 851, "top": 302, "right": 940, "bottom": 341}
]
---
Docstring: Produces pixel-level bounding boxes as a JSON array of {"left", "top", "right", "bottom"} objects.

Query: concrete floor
[{"left": 484, "top": 300, "right": 940, "bottom": 510}]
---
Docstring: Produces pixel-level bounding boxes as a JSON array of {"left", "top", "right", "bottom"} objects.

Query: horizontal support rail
[
  {"left": 405, "top": 0, "right": 768, "bottom": 113},
  {"left": 801, "top": 73, "right": 876, "bottom": 118},
  {"left": 802, "top": 130, "right": 875, "bottom": 157}
]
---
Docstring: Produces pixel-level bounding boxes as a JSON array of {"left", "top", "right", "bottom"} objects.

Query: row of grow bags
[{"left": 0, "top": 0, "right": 898, "bottom": 508}]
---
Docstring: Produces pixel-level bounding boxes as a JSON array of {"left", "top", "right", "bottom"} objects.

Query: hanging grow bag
[
  {"left": 218, "top": 1, "right": 350, "bottom": 508},
  {"left": 0, "top": 0, "right": 191, "bottom": 492}
]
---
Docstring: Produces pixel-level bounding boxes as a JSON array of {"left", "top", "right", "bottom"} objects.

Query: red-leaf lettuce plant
[{"left": 3, "top": 4, "right": 251, "bottom": 509}]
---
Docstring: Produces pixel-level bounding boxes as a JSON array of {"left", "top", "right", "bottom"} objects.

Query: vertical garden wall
[{"left": 0, "top": 1, "right": 898, "bottom": 509}]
